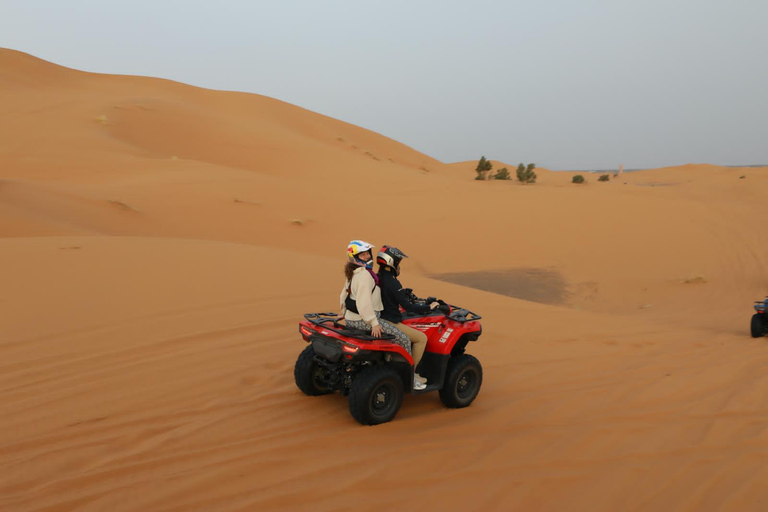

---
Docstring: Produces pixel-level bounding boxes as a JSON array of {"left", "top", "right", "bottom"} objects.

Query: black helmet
[{"left": 376, "top": 245, "right": 408, "bottom": 276}]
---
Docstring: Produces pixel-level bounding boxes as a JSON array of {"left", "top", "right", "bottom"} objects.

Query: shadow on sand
[{"left": 430, "top": 267, "right": 569, "bottom": 305}]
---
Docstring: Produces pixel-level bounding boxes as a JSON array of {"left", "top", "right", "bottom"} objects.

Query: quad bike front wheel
[
  {"left": 440, "top": 354, "right": 483, "bottom": 408},
  {"left": 294, "top": 345, "right": 333, "bottom": 396},
  {"left": 348, "top": 366, "right": 404, "bottom": 425},
  {"left": 751, "top": 314, "right": 767, "bottom": 338}
]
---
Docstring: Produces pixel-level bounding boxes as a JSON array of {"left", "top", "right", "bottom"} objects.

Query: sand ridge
[{"left": 2, "top": 48, "right": 768, "bottom": 511}]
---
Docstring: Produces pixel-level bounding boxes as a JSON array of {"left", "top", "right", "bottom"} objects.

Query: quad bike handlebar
[{"left": 402, "top": 289, "right": 482, "bottom": 322}]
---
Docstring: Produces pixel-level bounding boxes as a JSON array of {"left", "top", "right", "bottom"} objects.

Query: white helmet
[{"left": 347, "top": 240, "right": 374, "bottom": 268}]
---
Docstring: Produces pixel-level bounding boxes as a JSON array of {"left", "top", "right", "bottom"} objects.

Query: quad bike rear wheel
[
  {"left": 348, "top": 366, "right": 404, "bottom": 425},
  {"left": 751, "top": 313, "right": 767, "bottom": 338},
  {"left": 294, "top": 345, "right": 333, "bottom": 396},
  {"left": 440, "top": 354, "right": 483, "bottom": 408}
]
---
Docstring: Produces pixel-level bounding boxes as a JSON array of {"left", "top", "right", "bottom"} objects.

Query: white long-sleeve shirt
[{"left": 340, "top": 266, "right": 383, "bottom": 327}]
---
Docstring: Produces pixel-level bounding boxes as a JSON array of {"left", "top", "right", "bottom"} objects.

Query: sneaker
[
  {"left": 415, "top": 373, "right": 428, "bottom": 385},
  {"left": 413, "top": 378, "right": 426, "bottom": 390}
]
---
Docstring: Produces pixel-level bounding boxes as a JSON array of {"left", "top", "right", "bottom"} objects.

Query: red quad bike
[
  {"left": 295, "top": 291, "right": 483, "bottom": 425},
  {"left": 751, "top": 296, "right": 768, "bottom": 338}
]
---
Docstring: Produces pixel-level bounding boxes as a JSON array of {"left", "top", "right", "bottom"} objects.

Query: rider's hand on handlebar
[
  {"left": 429, "top": 302, "right": 440, "bottom": 309},
  {"left": 371, "top": 324, "right": 383, "bottom": 338}
]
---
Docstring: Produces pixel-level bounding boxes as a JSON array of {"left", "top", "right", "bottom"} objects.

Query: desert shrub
[
  {"left": 475, "top": 156, "right": 493, "bottom": 180},
  {"left": 493, "top": 167, "right": 511, "bottom": 180},
  {"left": 516, "top": 163, "right": 537, "bottom": 184},
  {"left": 572, "top": 174, "right": 585, "bottom": 184},
  {"left": 598, "top": 174, "right": 610, "bottom": 182}
]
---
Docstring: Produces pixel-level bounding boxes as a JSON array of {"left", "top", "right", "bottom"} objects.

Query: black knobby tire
[
  {"left": 439, "top": 354, "right": 483, "bottom": 409},
  {"left": 348, "top": 366, "right": 404, "bottom": 425},
  {"left": 294, "top": 345, "right": 333, "bottom": 396},
  {"left": 751, "top": 314, "right": 767, "bottom": 338}
]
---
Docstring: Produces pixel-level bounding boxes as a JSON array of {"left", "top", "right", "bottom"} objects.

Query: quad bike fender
[
  {"left": 301, "top": 323, "right": 415, "bottom": 365},
  {"left": 427, "top": 321, "right": 482, "bottom": 356}
]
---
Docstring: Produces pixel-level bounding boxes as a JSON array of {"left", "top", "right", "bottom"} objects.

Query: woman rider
[{"left": 339, "top": 240, "right": 426, "bottom": 390}]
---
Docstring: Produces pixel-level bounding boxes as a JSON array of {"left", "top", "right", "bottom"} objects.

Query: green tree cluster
[
  {"left": 475, "top": 156, "right": 492, "bottom": 180},
  {"left": 493, "top": 167, "right": 511, "bottom": 180},
  {"left": 516, "top": 163, "right": 537, "bottom": 184},
  {"left": 474, "top": 157, "right": 536, "bottom": 183}
]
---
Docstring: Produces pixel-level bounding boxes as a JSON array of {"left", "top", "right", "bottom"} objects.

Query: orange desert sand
[{"left": 2, "top": 48, "right": 768, "bottom": 512}]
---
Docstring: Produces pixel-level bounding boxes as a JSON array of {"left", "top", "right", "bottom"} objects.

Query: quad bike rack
[{"left": 303, "top": 312, "right": 397, "bottom": 341}]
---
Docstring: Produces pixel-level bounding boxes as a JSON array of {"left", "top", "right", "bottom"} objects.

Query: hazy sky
[{"left": 2, "top": 0, "right": 767, "bottom": 170}]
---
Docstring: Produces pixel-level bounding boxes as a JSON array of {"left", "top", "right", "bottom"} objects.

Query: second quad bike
[
  {"left": 751, "top": 296, "right": 768, "bottom": 338},
  {"left": 294, "top": 291, "right": 483, "bottom": 425}
]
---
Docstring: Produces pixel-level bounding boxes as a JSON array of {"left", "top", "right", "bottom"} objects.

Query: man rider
[{"left": 376, "top": 245, "right": 439, "bottom": 385}]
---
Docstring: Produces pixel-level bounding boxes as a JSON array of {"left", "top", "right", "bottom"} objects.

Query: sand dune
[{"left": 2, "top": 48, "right": 768, "bottom": 511}]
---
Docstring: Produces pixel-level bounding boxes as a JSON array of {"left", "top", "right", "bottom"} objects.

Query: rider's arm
[
  {"left": 339, "top": 281, "right": 349, "bottom": 317},
  {"left": 393, "top": 287, "right": 432, "bottom": 314}
]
